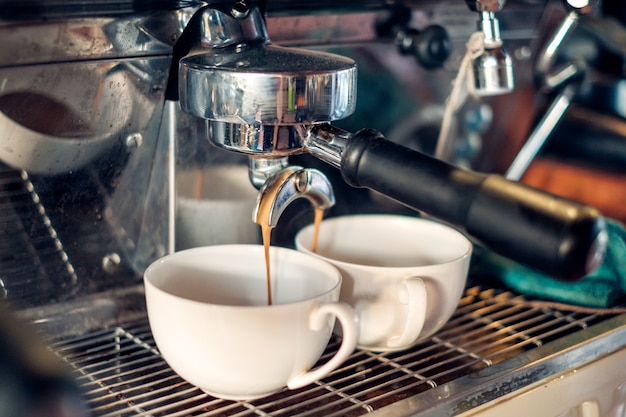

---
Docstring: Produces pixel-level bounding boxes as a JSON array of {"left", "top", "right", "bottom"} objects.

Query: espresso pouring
[{"left": 256, "top": 175, "right": 325, "bottom": 305}]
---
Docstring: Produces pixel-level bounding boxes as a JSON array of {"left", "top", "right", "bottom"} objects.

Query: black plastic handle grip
[{"left": 340, "top": 129, "right": 608, "bottom": 282}]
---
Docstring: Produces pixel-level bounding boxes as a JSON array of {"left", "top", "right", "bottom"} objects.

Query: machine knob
[
  {"left": 397, "top": 25, "right": 452, "bottom": 69},
  {"left": 376, "top": 8, "right": 451, "bottom": 69}
]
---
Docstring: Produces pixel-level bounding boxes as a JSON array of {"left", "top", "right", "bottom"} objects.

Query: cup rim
[
  {"left": 144, "top": 244, "right": 343, "bottom": 309},
  {"left": 295, "top": 214, "right": 473, "bottom": 269}
]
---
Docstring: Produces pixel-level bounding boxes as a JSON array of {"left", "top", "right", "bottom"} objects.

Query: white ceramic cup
[
  {"left": 144, "top": 244, "right": 358, "bottom": 401},
  {"left": 295, "top": 215, "right": 472, "bottom": 352}
]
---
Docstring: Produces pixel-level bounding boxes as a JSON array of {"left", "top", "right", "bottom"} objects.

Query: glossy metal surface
[
  {"left": 373, "top": 313, "right": 626, "bottom": 417},
  {"left": 0, "top": 57, "right": 177, "bottom": 307},
  {"left": 534, "top": 11, "right": 584, "bottom": 91},
  {"left": 247, "top": 157, "right": 290, "bottom": 189},
  {"left": 468, "top": 8, "right": 514, "bottom": 96},
  {"left": 506, "top": 1, "right": 598, "bottom": 180},
  {"left": 253, "top": 165, "right": 335, "bottom": 228},
  {"left": 191, "top": 4, "right": 269, "bottom": 48},
  {"left": 209, "top": 121, "right": 351, "bottom": 167},
  {"left": 175, "top": 5, "right": 357, "bottom": 126},
  {"left": 0, "top": 63, "right": 135, "bottom": 174},
  {"left": 208, "top": 121, "right": 305, "bottom": 155},
  {"left": 505, "top": 84, "right": 576, "bottom": 180},
  {"left": 470, "top": 44, "right": 514, "bottom": 95},
  {"left": 0, "top": 8, "right": 198, "bottom": 67},
  {"left": 180, "top": 44, "right": 357, "bottom": 125}
]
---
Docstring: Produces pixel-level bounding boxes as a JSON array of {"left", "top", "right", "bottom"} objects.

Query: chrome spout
[
  {"left": 252, "top": 166, "right": 335, "bottom": 229},
  {"left": 248, "top": 157, "right": 290, "bottom": 190},
  {"left": 208, "top": 122, "right": 351, "bottom": 188},
  {"left": 465, "top": 1, "right": 514, "bottom": 96}
]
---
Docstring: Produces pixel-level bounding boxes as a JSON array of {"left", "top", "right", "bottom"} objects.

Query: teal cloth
[{"left": 471, "top": 219, "right": 626, "bottom": 308}]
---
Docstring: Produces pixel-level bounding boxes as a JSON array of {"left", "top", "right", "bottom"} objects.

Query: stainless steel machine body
[{"left": 1, "top": 1, "right": 626, "bottom": 416}]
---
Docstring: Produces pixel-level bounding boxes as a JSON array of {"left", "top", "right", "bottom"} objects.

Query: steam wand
[{"left": 505, "top": 0, "right": 598, "bottom": 180}]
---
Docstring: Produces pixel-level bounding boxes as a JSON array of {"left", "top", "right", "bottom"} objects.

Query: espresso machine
[{"left": 2, "top": 1, "right": 626, "bottom": 416}]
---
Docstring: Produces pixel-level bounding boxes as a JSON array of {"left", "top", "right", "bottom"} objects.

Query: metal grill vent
[
  {"left": 0, "top": 165, "right": 77, "bottom": 307},
  {"left": 49, "top": 285, "right": 617, "bottom": 417}
]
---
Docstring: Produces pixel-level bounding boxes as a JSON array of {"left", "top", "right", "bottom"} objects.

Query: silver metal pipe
[
  {"left": 300, "top": 124, "right": 352, "bottom": 169},
  {"left": 470, "top": 10, "right": 514, "bottom": 96},
  {"left": 505, "top": 84, "right": 576, "bottom": 181},
  {"left": 534, "top": 11, "right": 582, "bottom": 91},
  {"left": 248, "top": 157, "right": 290, "bottom": 189}
]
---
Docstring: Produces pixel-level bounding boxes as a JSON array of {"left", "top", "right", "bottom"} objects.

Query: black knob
[{"left": 398, "top": 25, "right": 452, "bottom": 69}]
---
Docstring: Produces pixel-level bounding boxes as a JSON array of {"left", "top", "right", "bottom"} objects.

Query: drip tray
[{"left": 45, "top": 285, "right": 626, "bottom": 417}]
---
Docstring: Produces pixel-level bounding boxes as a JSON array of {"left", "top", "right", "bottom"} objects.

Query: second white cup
[{"left": 296, "top": 214, "right": 472, "bottom": 352}]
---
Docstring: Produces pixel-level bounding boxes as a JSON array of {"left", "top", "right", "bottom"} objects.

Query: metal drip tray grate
[{"left": 48, "top": 285, "right": 622, "bottom": 417}]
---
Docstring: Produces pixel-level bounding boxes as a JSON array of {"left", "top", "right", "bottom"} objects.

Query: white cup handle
[
  {"left": 287, "top": 302, "right": 358, "bottom": 389},
  {"left": 386, "top": 277, "right": 427, "bottom": 349}
]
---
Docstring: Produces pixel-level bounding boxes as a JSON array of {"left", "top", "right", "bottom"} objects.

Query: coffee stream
[
  {"left": 311, "top": 207, "right": 323, "bottom": 254},
  {"left": 257, "top": 176, "right": 325, "bottom": 305}
]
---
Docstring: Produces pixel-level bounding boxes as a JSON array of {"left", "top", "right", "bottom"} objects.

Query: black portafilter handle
[{"left": 339, "top": 129, "right": 608, "bottom": 282}]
